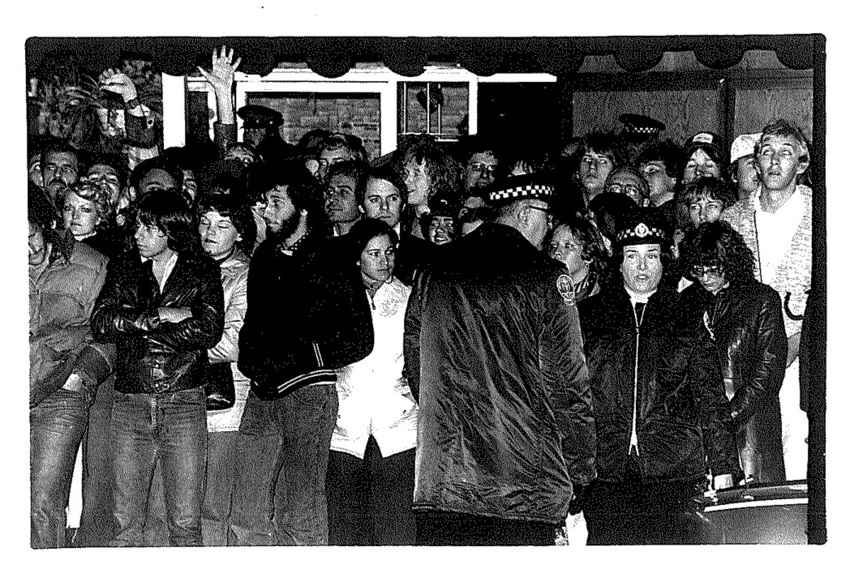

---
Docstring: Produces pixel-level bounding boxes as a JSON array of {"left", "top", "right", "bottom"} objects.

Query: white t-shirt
[{"left": 754, "top": 186, "right": 806, "bottom": 285}]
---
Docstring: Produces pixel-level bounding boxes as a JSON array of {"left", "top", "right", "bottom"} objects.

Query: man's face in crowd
[
  {"left": 261, "top": 185, "right": 300, "bottom": 238},
  {"left": 691, "top": 264, "right": 728, "bottom": 295},
  {"left": 621, "top": 243, "right": 663, "bottom": 295},
  {"left": 640, "top": 160, "right": 675, "bottom": 200},
  {"left": 182, "top": 169, "right": 199, "bottom": 202},
  {"left": 87, "top": 163, "right": 122, "bottom": 206},
  {"left": 324, "top": 174, "right": 360, "bottom": 224},
  {"left": 682, "top": 148, "right": 719, "bottom": 185},
  {"left": 41, "top": 150, "right": 80, "bottom": 201},
  {"left": 403, "top": 158, "right": 431, "bottom": 208},
  {"left": 756, "top": 133, "right": 808, "bottom": 193},
  {"left": 138, "top": 168, "right": 179, "bottom": 196},
  {"left": 605, "top": 168, "right": 646, "bottom": 206},
  {"left": 28, "top": 221, "right": 49, "bottom": 266},
  {"left": 362, "top": 178, "right": 403, "bottom": 229},
  {"left": 134, "top": 221, "right": 169, "bottom": 260},
  {"left": 29, "top": 153, "right": 42, "bottom": 187},
  {"left": 318, "top": 147, "right": 354, "bottom": 183},
  {"left": 578, "top": 150, "right": 614, "bottom": 197},
  {"left": 243, "top": 127, "right": 268, "bottom": 148},
  {"left": 522, "top": 199, "right": 553, "bottom": 250},
  {"left": 225, "top": 145, "right": 258, "bottom": 167},
  {"left": 463, "top": 151, "right": 498, "bottom": 192},
  {"left": 734, "top": 156, "right": 760, "bottom": 197},
  {"left": 687, "top": 196, "right": 725, "bottom": 228}
]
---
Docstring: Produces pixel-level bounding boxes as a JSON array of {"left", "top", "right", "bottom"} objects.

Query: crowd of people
[{"left": 29, "top": 46, "right": 814, "bottom": 547}]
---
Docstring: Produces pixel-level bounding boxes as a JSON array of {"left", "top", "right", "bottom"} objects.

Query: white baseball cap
[{"left": 730, "top": 133, "right": 762, "bottom": 163}]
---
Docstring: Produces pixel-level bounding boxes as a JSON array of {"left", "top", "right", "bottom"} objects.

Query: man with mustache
[
  {"left": 720, "top": 119, "right": 813, "bottom": 481},
  {"left": 232, "top": 162, "right": 373, "bottom": 546},
  {"left": 37, "top": 140, "right": 81, "bottom": 208}
]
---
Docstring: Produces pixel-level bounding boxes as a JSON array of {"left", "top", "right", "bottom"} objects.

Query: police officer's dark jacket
[
  {"left": 578, "top": 282, "right": 742, "bottom": 484},
  {"left": 404, "top": 222, "right": 596, "bottom": 524}
]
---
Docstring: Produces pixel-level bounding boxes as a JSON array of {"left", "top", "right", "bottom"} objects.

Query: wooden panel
[
  {"left": 734, "top": 87, "right": 813, "bottom": 139},
  {"left": 572, "top": 89, "right": 719, "bottom": 142}
]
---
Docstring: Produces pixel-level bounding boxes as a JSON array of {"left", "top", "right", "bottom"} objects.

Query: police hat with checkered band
[
  {"left": 619, "top": 113, "right": 666, "bottom": 139},
  {"left": 614, "top": 207, "right": 671, "bottom": 251},
  {"left": 485, "top": 173, "right": 556, "bottom": 208}
]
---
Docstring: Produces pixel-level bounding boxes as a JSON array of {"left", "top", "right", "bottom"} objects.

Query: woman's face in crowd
[
  {"left": 428, "top": 215, "right": 455, "bottom": 246},
  {"left": 87, "top": 164, "right": 122, "bottom": 205},
  {"left": 62, "top": 191, "right": 99, "bottom": 238},
  {"left": 404, "top": 159, "right": 431, "bottom": 208},
  {"left": 548, "top": 225, "right": 587, "bottom": 278},
  {"left": 687, "top": 196, "right": 725, "bottom": 228},
  {"left": 199, "top": 209, "right": 242, "bottom": 260},
  {"left": 621, "top": 243, "right": 663, "bottom": 294},
  {"left": 682, "top": 148, "right": 719, "bottom": 184},
  {"left": 360, "top": 234, "right": 396, "bottom": 285}
]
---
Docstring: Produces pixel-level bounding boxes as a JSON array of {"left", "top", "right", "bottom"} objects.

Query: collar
[
  {"left": 278, "top": 228, "right": 312, "bottom": 256},
  {"left": 47, "top": 229, "right": 76, "bottom": 266}
]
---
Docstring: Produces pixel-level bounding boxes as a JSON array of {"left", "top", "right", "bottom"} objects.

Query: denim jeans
[
  {"left": 30, "top": 386, "right": 90, "bottom": 549},
  {"left": 202, "top": 431, "right": 239, "bottom": 546},
  {"left": 109, "top": 389, "right": 207, "bottom": 547},
  {"left": 229, "top": 383, "right": 338, "bottom": 546}
]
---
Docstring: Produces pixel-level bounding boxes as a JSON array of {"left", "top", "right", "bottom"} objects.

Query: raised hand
[
  {"left": 198, "top": 45, "right": 242, "bottom": 96},
  {"left": 99, "top": 67, "right": 138, "bottom": 102}
]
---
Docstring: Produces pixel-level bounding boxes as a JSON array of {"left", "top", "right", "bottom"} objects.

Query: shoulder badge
[{"left": 556, "top": 273, "right": 576, "bottom": 306}]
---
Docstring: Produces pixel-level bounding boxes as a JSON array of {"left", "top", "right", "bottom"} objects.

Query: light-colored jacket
[
  {"left": 207, "top": 251, "right": 251, "bottom": 433},
  {"left": 332, "top": 278, "right": 417, "bottom": 459},
  {"left": 720, "top": 184, "right": 811, "bottom": 338}
]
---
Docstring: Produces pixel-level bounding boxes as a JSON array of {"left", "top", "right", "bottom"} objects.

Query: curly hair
[
  {"left": 195, "top": 192, "right": 257, "bottom": 256},
  {"left": 681, "top": 220, "right": 755, "bottom": 286},
  {"left": 678, "top": 176, "right": 736, "bottom": 208},
  {"left": 547, "top": 214, "right": 611, "bottom": 281},
  {"left": 391, "top": 134, "right": 461, "bottom": 203},
  {"left": 58, "top": 181, "right": 113, "bottom": 231}
]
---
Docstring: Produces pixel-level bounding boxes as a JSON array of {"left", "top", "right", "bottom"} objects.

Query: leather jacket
[
  {"left": 90, "top": 250, "right": 224, "bottom": 394},
  {"left": 680, "top": 280, "right": 788, "bottom": 483},
  {"left": 578, "top": 283, "right": 742, "bottom": 485}
]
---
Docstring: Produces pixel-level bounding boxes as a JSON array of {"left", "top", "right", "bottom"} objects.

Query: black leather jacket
[
  {"left": 91, "top": 250, "right": 224, "bottom": 394},
  {"left": 680, "top": 281, "right": 787, "bottom": 483},
  {"left": 578, "top": 283, "right": 742, "bottom": 485}
]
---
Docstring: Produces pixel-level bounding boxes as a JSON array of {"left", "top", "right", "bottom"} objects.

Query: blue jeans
[
  {"left": 30, "top": 386, "right": 90, "bottom": 549},
  {"left": 228, "top": 383, "right": 338, "bottom": 546},
  {"left": 109, "top": 389, "right": 207, "bottom": 547},
  {"left": 202, "top": 431, "right": 239, "bottom": 546}
]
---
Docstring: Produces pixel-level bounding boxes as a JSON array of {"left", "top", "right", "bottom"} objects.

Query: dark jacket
[
  {"left": 680, "top": 281, "right": 787, "bottom": 483},
  {"left": 578, "top": 283, "right": 742, "bottom": 486},
  {"left": 237, "top": 230, "right": 374, "bottom": 398},
  {"left": 394, "top": 232, "right": 434, "bottom": 287},
  {"left": 90, "top": 250, "right": 224, "bottom": 394},
  {"left": 404, "top": 222, "right": 596, "bottom": 524}
]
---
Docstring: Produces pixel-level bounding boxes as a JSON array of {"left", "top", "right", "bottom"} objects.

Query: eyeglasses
[
  {"left": 468, "top": 162, "right": 497, "bottom": 175},
  {"left": 526, "top": 204, "right": 553, "bottom": 226},
  {"left": 690, "top": 265, "right": 723, "bottom": 279},
  {"left": 607, "top": 183, "right": 643, "bottom": 198}
]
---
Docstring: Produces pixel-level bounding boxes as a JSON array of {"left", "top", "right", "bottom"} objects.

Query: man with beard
[
  {"left": 38, "top": 140, "right": 81, "bottom": 208},
  {"left": 720, "top": 119, "right": 812, "bottom": 481},
  {"left": 231, "top": 162, "right": 373, "bottom": 545}
]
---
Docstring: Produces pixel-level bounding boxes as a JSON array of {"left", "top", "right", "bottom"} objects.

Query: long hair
[
  {"left": 134, "top": 190, "right": 199, "bottom": 255},
  {"left": 549, "top": 214, "right": 611, "bottom": 279},
  {"left": 391, "top": 134, "right": 461, "bottom": 202},
  {"left": 681, "top": 220, "right": 755, "bottom": 287},
  {"left": 59, "top": 181, "right": 113, "bottom": 231}
]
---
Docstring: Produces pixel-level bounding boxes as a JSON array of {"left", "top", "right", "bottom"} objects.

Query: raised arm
[{"left": 198, "top": 46, "right": 241, "bottom": 152}]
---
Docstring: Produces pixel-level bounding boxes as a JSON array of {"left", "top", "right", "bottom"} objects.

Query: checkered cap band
[
  {"left": 625, "top": 125, "right": 661, "bottom": 135},
  {"left": 616, "top": 222, "right": 665, "bottom": 242},
  {"left": 488, "top": 184, "right": 554, "bottom": 202}
]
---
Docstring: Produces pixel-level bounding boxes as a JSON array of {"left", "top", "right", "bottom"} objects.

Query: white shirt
[
  {"left": 331, "top": 278, "right": 418, "bottom": 459},
  {"left": 754, "top": 185, "right": 806, "bottom": 284}
]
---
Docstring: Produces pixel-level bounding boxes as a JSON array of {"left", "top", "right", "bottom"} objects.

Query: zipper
[{"left": 629, "top": 302, "right": 647, "bottom": 456}]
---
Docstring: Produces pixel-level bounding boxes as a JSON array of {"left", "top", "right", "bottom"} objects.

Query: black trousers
[
  {"left": 326, "top": 437, "right": 416, "bottom": 546},
  {"left": 415, "top": 511, "right": 557, "bottom": 546},
  {"left": 583, "top": 479, "right": 707, "bottom": 545}
]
